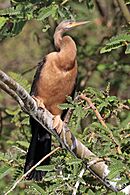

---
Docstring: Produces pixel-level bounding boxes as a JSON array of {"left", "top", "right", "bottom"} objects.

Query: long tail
[{"left": 24, "top": 117, "right": 51, "bottom": 181}]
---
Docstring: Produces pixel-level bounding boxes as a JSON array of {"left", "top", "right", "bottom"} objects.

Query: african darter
[{"left": 24, "top": 20, "right": 88, "bottom": 181}]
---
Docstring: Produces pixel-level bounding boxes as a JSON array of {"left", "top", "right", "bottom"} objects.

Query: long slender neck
[
  {"left": 54, "top": 30, "right": 63, "bottom": 50},
  {"left": 54, "top": 31, "right": 77, "bottom": 70}
]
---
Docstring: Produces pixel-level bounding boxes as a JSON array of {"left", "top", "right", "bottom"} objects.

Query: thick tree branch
[{"left": 0, "top": 70, "right": 130, "bottom": 194}]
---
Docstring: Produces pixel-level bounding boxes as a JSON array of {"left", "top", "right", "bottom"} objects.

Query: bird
[{"left": 24, "top": 20, "right": 89, "bottom": 181}]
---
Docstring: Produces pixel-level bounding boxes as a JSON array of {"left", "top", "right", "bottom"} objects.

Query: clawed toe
[
  {"left": 32, "top": 96, "right": 45, "bottom": 109},
  {"left": 53, "top": 115, "right": 63, "bottom": 134}
]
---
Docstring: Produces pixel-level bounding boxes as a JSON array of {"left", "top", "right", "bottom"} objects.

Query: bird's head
[
  {"left": 54, "top": 20, "right": 90, "bottom": 50},
  {"left": 55, "top": 20, "right": 90, "bottom": 33}
]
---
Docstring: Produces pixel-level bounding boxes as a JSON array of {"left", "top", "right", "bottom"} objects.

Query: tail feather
[{"left": 24, "top": 117, "right": 51, "bottom": 181}]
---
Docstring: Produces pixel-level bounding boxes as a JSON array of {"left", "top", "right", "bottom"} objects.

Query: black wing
[{"left": 30, "top": 57, "right": 46, "bottom": 96}]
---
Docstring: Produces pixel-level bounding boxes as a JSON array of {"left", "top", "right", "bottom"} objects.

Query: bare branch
[
  {"left": 117, "top": 0, "right": 130, "bottom": 24},
  {"left": 72, "top": 167, "right": 85, "bottom": 195},
  {"left": 64, "top": 108, "right": 73, "bottom": 124},
  {"left": 61, "top": 0, "right": 70, "bottom": 5},
  {"left": 80, "top": 94, "right": 107, "bottom": 128},
  {"left": 0, "top": 70, "right": 130, "bottom": 194}
]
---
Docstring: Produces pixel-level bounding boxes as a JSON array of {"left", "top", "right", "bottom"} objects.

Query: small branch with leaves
[
  {"left": 0, "top": 70, "right": 130, "bottom": 195},
  {"left": 79, "top": 94, "right": 122, "bottom": 154},
  {"left": 5, "top": 147, "right": 61, "bottom": 195}
]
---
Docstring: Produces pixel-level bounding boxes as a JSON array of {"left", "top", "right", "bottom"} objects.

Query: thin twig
[
  {"left": 5, "top": 147, "right": 61, "bottom": 195},
  {"left": 117, "top": 0, "right": 130, "bottom": 24},
  {"left": 61, "top": 0, "right": 69, "bottom": 5},
  {"left": 80, "top": 94, "right": 107, "bottom": 128},
  {"left": 64, "top": 108, "right": 73, "bottom": 124},
  {"left": 120, "top": 103, "right": 130, "bottom": 110},
  {"left": 79, "top": 94, "right": 122, "bottom": 154},
  {"left": 21, "top": 65, "right": 37, "bottom": 75},
  {"left": 72, "top": 168, "right": 85, "bottom": 195}
]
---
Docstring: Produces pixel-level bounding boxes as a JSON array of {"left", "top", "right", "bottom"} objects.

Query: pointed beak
[{"left": 67, "top": 21, "right": 90, "bottom": 29}]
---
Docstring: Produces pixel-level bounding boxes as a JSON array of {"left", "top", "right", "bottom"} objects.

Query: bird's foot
[
  {"left": 53, "top": 115, "right": 63, "bottom": 134},
  {"left": 32, "top": 96, "right": 45, "bottom": 109}
]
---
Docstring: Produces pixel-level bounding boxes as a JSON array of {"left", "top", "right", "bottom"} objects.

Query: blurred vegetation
[{"left": 0, "top": 0, "right": 130, "bottom": 194}]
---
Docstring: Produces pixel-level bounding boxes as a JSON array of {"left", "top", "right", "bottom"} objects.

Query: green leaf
[
  {"left": 0, "top": 152, "right": 11, "bottom": 161},
  {"left": 107, "top": 96, "right": 117, "bottom": 102},
  {"left": 66, "top": 96, "right": 73, "bottom": 103},
  {"left": 29, "top": 183, "right": 46, "bottom": 194},
  {"left": 86, "top": 0, "right": 94, "bottom": 9},
  {"left": 0, "top": 166, "right": 13, "bottom": 180},
  {"left": 108, "top": 192, "right": 124, "bottom": 195},
  {"left": 66, "top": 159, "right": 82, "bottom": 165},
  {"left": 100, "top": 33, "right": 130, "bottom": 53},
  {"left": 37, "top": 4, "right": 58, "bottom": 21},
  {"left": 21, "top": 117, "right": 29, "bottom": 125},
  {"left": 87, "top": 189, "right": 95, "bottom": 195},
  {"left": 6, "top": 108, "right": 20, "bottom": 116},
  {"left": 108, "top": 160, "right": 125, "bottom": 180},
  {"left": 16, "top": 141, "right": 29, "bottom": 148},
  {"left": 108, "top": 34, "right": 130, "bottom": 45},
  {"left": 125, "top": 43, "right": 130, "bottom": 54},
  {"left": 0, "top": 17, "right": 7, "bottom": 29},
  {"left": 91, "top": 122, "right": 106, "bottom": 130},
  {"left": 11, "top": 20, "right": 26, "bottom": 35},
  {"left": 100, "top": 42, "right": 123, "bottom": 54},
  {"left": 36, "top": 165, "right": 55, "bottom": 171},
  {"left": 0, "top": 7, "right": 21, "bottom": 16},
  {"left": 58, "top": 103, "right": 74, "bottom": 110},
  {"left": 98, "top": 102, "right": 108, "bottom": 110},
  {"left": 97, "top": 64, "right": 106, "bottom": 71},
  {"left": 12, "top": 167, "right": 23, "bottom": 181}
]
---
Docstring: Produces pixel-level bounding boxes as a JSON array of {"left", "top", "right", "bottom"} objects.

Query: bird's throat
[{"left": 58, "top": 36, "right": 77, "bottom": 70}]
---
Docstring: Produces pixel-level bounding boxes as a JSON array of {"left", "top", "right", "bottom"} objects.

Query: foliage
[
  {"left": 0, "top": 1, "right": 58, "bottom": 40},
  {"left": 0, "top": 0, "right": 92, "bottom": 40},
  {"left": 100, "top": 33, "right": 130, "bottom": 54},
  {"left": 0, "top": 0, "right": 130, "bottom": 194}
]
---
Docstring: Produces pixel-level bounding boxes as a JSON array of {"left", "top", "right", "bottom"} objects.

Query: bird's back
[{"left": 33, "top": 52, "right": 77, "bottom": 115}]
